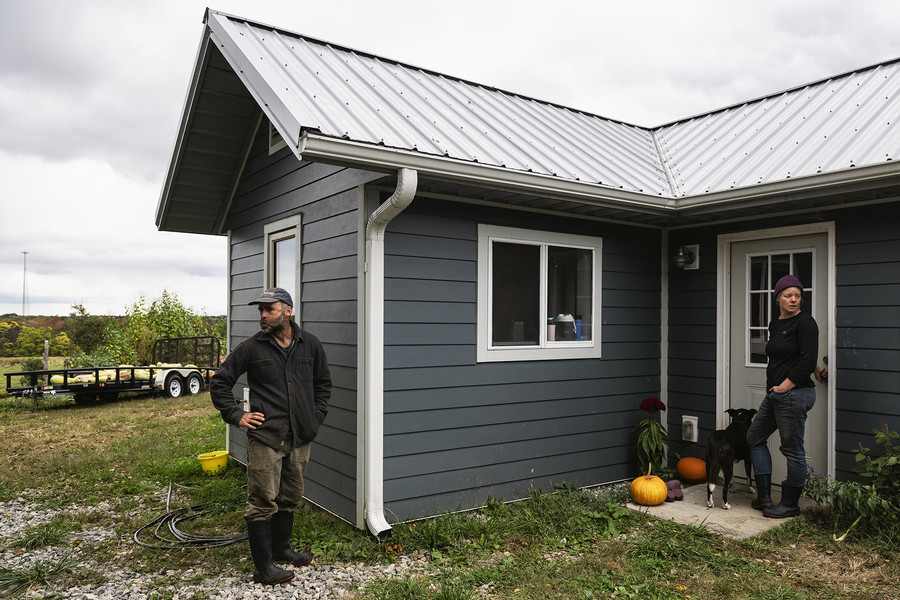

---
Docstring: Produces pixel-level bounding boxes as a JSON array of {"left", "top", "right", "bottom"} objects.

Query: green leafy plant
[
  {"left": 804, "top": 464, "right": 900, "bottom": 542},
  {"left": 853, "top": 423, "right": 900, "bottom": 497},
  {"left": 633, "top": 396, "right": 668, "bottom": 475}
]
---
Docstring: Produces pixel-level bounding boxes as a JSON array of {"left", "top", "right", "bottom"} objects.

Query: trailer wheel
[
  {"left": 165, "top": 374, "right": 185, "bottom": 398},
  {"left": 186, "top": 373, "right": 203, "bottom": 395},
  {"left": 98, "top": 392, "right": 119, "bottom": 403},
  {"left": 73, "top": 392, "right": 98, "bottom": 405}
]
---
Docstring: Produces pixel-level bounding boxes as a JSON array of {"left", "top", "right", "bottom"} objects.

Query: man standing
[{"left": 210, "top": 287, "right": 331, "bottom": 585}]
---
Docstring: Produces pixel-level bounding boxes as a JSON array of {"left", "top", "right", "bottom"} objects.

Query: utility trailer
[{"left": 4, "top": 336, "right": 221, "bottom": 406}]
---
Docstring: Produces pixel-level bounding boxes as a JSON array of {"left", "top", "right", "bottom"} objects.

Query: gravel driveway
[{"left": 1, "top": 496, "right": 430, "bottom": 599}]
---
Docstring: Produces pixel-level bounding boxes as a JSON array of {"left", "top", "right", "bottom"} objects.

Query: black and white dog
[{"left": 705, "top": 408, "right": 757, "bottom": 510}]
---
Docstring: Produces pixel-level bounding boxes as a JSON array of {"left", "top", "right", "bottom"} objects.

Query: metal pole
[{"left": 22, "top": 251, "right": 29, "bottom": 316}]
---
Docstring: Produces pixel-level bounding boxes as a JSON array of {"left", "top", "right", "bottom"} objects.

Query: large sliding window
[{"left": 477, "top": 225, "right": 602, "bottom": 362}]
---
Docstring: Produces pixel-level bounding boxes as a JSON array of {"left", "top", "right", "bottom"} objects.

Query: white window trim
[
  {"left": 264, "top": 214, "right": 302, "bottom": 324},
  {"left": 477, "top": 224, "right": 602, "bottom": 362}
]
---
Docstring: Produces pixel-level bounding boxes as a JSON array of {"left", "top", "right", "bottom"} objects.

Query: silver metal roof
[
  {"left": 655, "top": 61, "right": 900, "bottom": 197},
  {"left": 157, "top": 10, "right": 900, "bottom": 234},
  {"left": 209, "top": 11, "right": 668, "bottom": 193}
]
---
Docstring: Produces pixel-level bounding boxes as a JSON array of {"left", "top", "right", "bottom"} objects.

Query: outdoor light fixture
[{"left": 670, "top": 244, "right": 699, "bottom": 270}]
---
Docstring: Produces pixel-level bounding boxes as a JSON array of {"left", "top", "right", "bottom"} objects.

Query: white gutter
[
  {"left": 299, "top": 133, "right": 668, "bottom": 212},
  {"left": 298, "top": 133, "right": 900, "bottom": 215},
  {"left": 363, "top": 167, "right": 418, "bottom": 538}
]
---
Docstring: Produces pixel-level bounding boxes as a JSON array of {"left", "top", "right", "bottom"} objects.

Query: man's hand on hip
[{"left": 239, "top": 412, "right": 266, "bottom": 429}]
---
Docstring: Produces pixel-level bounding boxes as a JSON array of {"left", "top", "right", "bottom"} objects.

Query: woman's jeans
[{"left": 747, "top": 387, "right": 816, "bottom": 488}]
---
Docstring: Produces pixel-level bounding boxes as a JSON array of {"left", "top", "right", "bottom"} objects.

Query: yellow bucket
[{"left": 198, "top": 450, "right": 229, "bottom": 475}]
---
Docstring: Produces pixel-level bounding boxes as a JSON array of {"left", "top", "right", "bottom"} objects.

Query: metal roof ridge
[
  {"left": 650, "top": 56, "right": 900, "bottom": 130},
  {"left": 204, "top": 8, "right": 649, "bottom": 131},
  {"left": 650, "top": 129, "right": 680, "bottom": 199}
]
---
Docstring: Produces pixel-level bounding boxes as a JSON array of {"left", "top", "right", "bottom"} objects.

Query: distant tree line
[{"left": 1, "top": 290, "right": 225, "bottom": 366}]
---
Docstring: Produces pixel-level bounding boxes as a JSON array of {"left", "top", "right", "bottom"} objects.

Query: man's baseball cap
[{"left": 248, "top": 287, "right": 293, "bottom": 308}]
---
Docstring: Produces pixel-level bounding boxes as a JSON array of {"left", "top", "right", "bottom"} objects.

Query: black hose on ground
[{"left": 132, "top": 482, "right": 247, "bottom": 550}]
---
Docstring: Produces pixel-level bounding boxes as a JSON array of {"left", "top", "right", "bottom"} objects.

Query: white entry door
[{"left": 728, "top": 233, "right": 829, "bottom": 486}]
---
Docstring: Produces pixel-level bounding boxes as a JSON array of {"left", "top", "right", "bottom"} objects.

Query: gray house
[{"left": 157, "top": 9, "right": 900, "bottom": 536}]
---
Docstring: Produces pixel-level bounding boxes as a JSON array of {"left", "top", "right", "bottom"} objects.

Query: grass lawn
[{"left": 0, "top": 392, "right": 897, "bottom": 599}]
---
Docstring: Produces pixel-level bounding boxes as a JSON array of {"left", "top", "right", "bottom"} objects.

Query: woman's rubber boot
[
  {"left": 246, "top": 518, "right": 294, "bottom": 585},
  {"left": 763, "top": 484, "right": 802, "bottom": 519},
  {"left": 271, "top": 511, "right": 313, "bottom": 566},
  {"left": 751, "top": 473, "right": 773, "bottom": 510}
]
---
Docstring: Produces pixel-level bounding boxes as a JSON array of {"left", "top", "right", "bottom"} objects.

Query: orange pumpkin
[
  {"left": 676, "top": 456, "right": 707, "bottom": 483},
  {"left": 629, "top": 465, "right": 668, "bottom": 506}
]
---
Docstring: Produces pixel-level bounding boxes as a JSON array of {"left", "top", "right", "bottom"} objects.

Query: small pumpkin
[
  {"left": 676, "top": 456, "right": 707, "bottom": 483},
  {"left": 630, "top": 465, "right": 668, "bottom": 506}
]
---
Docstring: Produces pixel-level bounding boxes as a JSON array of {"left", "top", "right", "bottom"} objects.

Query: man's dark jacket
[{"left": 210, "top": 321, "right": 331, "bottom": 449}]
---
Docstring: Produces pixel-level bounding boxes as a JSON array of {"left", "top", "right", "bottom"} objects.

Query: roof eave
[
  {"left": 298, "top": 132, "right": 673, "bottom": 215},
  {"left": 672, "top": 161, "right": 900, "bottom": 215}
]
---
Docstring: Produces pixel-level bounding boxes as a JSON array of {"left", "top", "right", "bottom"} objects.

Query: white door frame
[{"left": 716, "top": 222, "right": 836, "bottom": 478}]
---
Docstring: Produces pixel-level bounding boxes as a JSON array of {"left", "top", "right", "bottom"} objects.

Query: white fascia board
[
  {"left": 299, "top": 133, "right": 672, "bottom": 213},
  {"left": 300, "top": 134, "right": 900, "bottom": 217},
  {"left": 671, "top": 162, "right": 900, "bottom": 212}
]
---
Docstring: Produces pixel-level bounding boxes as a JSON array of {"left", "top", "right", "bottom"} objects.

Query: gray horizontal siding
[
  {"left": 833, "top": 200, "right": 900, "bottom": 479},
  {"left": 380, "top": 202, "right": 661, "bottom": 520},
  {"left": 666, "top": 231, "right": 719, "bottom": 461},
  {"left": 222, "top": 126, "right": 382, "bottom": 524}
]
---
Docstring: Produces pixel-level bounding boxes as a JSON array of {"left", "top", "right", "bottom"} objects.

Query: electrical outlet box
[{"left": 682, "top": 415, "right": 699, "bottom": 443}]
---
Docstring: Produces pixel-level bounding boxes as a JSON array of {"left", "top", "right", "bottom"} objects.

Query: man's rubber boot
[
  {"left": 763, "top": 483, "right": 802, "bottom": 519},
  {"left": 271, "top": 511, "right": 313, "bottom": 566},
  {"left": 246, "top": 518, "right": 294, "bottom": 585},
  {"left": 751, "top": 473, "right": 773, "bottom": 510}
]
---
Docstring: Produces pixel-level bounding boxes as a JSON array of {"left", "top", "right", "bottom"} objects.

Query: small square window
[
  {"left": 477, "top": 225, "right": 602, "bottom": 362},
  {"left": 269, "top": 121, "right": 288, "bottom": 155}
]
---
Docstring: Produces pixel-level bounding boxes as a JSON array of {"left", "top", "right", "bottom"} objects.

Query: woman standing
[{"left": 747, "top": 274, "right": 818, "bottom": 518}]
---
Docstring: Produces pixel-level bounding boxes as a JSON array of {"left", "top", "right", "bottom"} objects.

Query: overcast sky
[{"left": 1, "top": 0, "right": 897, "bottom": 317}]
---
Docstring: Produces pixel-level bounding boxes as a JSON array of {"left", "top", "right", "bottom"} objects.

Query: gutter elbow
[
  {"left": 366, "top": 168, "right": 418, "bottom": 240},
  {"left": 365, "top": 507, "right": 393, "bottom": 539}
]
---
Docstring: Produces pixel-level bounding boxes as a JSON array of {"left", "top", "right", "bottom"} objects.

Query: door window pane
[
  {"left": 491, "top": 242, "right": 540, "bottom": 346},
  {"left": 771, "top": 254, "right": 790, "bottom": 283},
  {"left": 793, "top": 253, "right": 812, "bottom": 302},
  {"left": 750, "top": 256, "right": 768, "bottom": 292},
  {"left": 749, "top": 292, "right": 768, "bottom": 328},
  {"left": 750, "top": 330, "right": 768, "bottom": 364}
]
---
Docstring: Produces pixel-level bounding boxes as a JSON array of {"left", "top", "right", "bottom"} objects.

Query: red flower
[{"left": 639, "top": 396, "right": 666, "bottom": 414}]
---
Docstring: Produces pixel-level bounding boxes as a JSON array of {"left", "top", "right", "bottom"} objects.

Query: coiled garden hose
[{"left": 132, "top": 482, "right": 247, "bottom": 550}]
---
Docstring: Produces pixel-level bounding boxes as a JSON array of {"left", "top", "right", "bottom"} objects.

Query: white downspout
[{"left": 364, "top": 168, "right": 417, "bottom": 538}]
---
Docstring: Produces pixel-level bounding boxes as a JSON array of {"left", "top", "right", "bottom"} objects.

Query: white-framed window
[
  {"left": 264, "top": 215, "right": 302, "bottom": 319},
  {"left": 268, "top": 121, "right": 287, "bottom": 155},
  {"left": 477, "top": 225, "right": 602, "bottom": 362}
]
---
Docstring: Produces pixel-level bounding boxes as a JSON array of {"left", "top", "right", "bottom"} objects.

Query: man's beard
[{"left": 261, "top": 312, "right": 286, "bottom": 334}]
